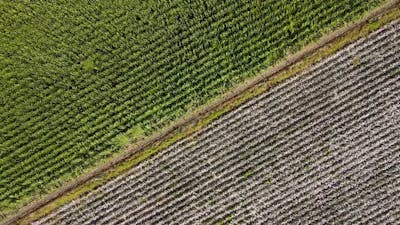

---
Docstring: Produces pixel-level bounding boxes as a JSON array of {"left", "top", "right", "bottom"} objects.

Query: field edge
[{"left": 3, "top": 1, "right": 400, "bottom": 224}]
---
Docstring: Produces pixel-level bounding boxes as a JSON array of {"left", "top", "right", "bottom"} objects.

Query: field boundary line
[{"left": 3, "top": 1, "right": 400, "bottom": 224}]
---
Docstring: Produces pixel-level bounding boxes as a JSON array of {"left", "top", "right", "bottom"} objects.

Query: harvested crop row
[
  {"left": 34, "top": 20, "right": 400, "bottom": 225},
  {"left": 0, "top": 0, "right": 384, "bottom": 213}
]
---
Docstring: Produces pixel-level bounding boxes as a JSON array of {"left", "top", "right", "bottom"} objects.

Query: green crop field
[{"left": 0, "top": 0, "right": 384, "bottom": 216}]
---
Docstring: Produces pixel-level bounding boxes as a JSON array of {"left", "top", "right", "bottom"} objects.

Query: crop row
[{"left": 35, "top": 21, "right": 400, "bottom": 225}]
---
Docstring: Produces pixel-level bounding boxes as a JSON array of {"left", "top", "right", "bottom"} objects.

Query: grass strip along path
[{"left": 3, "top": 1, "right": 400, "bottom": 224}]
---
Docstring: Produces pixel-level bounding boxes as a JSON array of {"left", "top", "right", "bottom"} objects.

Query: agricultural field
[
  {"left": 0, "top": 0, "right": 386, "bottom": 215},
  {"left": 33, "top": 20, "right": 400, "bottom": 225}
]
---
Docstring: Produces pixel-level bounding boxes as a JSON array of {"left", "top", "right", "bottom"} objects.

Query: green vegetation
[
  {"left": 214, "top": 214, "right": 234, "bottom": 225},
  {"left": 243, "top": 169, "right": 254, "bottom": 179},
  {"left": 0, "top": 0, "right": 384, "bottom": 216}
]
